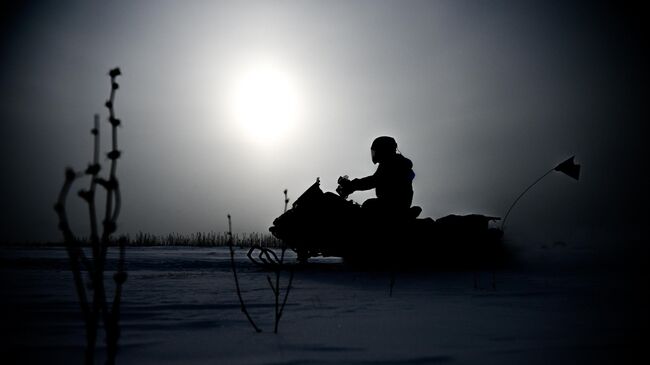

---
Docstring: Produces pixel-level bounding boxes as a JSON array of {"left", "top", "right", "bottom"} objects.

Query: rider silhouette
[{"left": 338, "top": 136, "right": 415, "bottom": 216}]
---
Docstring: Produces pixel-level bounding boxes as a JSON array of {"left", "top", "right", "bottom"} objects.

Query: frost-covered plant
[{"left": 54, "top": 67, "right": 126, "bottom": 365}]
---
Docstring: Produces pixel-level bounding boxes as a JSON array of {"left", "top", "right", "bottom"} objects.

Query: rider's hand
[{"left": 337, "top": 177, "right": 353, "bottom": 197}]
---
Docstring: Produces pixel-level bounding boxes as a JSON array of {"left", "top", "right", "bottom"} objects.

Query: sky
[{"left": 0, "top": 1, "right": 647, "bottom": 247}]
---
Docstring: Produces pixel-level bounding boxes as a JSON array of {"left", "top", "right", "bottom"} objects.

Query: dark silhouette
[
  {"left": 227, "top": 214, "right": 262, "bottom": 333},
  {"left": 338, "top": 136, "right": 416, "bottom": 216},
  {"left": 230, "top": 190, "right": 295, "bottom": 334},
  {"left": 501, "top": 156, "right": 581, "bottom": 230},
  {"left": 269, "top": 136, "right": 504, "bottom": 268},
  {"left": 53, "top": 68, "right": 126, "bottom": 365}
]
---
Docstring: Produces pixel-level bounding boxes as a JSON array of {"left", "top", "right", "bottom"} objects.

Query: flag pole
[{"left": 500, "top": 167, "right": 555, "bottom": 231}]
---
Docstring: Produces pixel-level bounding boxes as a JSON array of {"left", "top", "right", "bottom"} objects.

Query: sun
[{"left": 229, "top": 64, "right": 302, "bottom": 145}]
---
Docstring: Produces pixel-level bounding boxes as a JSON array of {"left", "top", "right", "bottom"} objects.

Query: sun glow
[{"left": 229, "top": 63, "right": 303, "bottom": 145}]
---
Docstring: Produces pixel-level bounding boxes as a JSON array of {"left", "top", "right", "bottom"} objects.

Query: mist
[{"left": 1, "top": 1, "right": 647, "bottom": 250}]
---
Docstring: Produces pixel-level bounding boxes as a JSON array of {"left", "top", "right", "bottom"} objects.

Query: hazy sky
[{"left": 1, "top": 1, "right": 647, "bottom": 245}]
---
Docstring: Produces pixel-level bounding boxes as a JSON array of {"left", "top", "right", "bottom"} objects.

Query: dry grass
[{"left": 121, "top": 231, "right": 282, "bottom": 248}]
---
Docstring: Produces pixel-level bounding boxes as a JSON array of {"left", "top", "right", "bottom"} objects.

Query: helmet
[{"left": 370, "top": 136, "right": 397, "bottom": 164}]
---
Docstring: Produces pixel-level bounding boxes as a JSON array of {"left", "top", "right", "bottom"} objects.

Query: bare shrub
[{"left": 54, "top": 68, "right": 126, "bottom": 365}]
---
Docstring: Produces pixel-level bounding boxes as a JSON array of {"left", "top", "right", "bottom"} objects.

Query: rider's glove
[{"left": 337, "top": 176, "right": 353, "bottom": 198}]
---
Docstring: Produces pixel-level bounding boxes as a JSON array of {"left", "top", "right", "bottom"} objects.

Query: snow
[{"left": 0, "top": 246, "right": 646, "bottom": 364}]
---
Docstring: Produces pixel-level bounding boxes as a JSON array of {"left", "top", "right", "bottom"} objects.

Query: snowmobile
[{"left": 264, "top": 178, "right": 504, "bottom": 268}]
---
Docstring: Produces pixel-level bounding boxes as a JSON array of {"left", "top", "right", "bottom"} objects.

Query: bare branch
[
  {"left": 227, "top": 214, "right": 262, "bottom": 333},
  {"left": 55, "top": 68, "right": 127, "bottom": 365}
]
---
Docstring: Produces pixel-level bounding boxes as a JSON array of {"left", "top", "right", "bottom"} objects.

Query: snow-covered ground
[{"left": 0, "top": 245, "right": 646, "bottom": 364}]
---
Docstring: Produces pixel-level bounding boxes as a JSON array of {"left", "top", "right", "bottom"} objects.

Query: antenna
[{"left": 501, "top": 156, "right": 581, "bottom": 231}]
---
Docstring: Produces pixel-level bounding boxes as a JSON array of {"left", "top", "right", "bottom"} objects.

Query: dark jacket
[{"left": 349, "top": 154, "right": 415, "bottom": 210}]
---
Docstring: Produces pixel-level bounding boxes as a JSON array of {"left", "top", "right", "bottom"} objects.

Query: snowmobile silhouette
[{"left": 268, "top": 137, "right": 503, "bottom": 267}]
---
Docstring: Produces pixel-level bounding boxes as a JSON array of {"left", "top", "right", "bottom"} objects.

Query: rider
[{"left": 338, "top": 136, "right": 415, "bottom": 217}]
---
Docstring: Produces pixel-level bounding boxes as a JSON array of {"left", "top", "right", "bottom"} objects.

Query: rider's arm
[{"left": 349, "top": 174, "right": 376, "bottom": 191}]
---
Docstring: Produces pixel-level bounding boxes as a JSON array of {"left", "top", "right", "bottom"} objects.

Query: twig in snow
[
  {"left": 54, "top": 67, "right": 127, "bottom": 365},
  {"left": 227, "top": 214, "right": 262, "bottom": 333}
]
